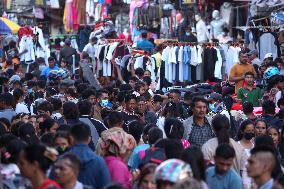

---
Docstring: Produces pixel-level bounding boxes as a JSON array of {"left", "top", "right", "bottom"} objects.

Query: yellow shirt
[
  {"left": 229, "top": 63, "right": 256, "bottom": 93},
  {"left": 151, "top": 52, "right": 162, "bottom": 68}
]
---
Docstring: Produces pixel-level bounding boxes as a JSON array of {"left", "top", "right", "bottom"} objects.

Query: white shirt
[
  {"left": 162, "top": 46, "right": 171, "bottom": 81},
  {"left": 83, "top": 43, "right": 97, "bottom": 60},
  {"left": 190, "top": 46, "right": 198, "bottom": 66},
  {"left": 16, "top": 102, "right": 30, "bottom": 114},
  {"left": 178, "top": 46, "right": 184, "bottom": 82},
  {"left": 214, "top": 47, "right": 223, "bottom": 79},
  {"left": 196, "top": 19, "right": 209, "bottom": 43}
]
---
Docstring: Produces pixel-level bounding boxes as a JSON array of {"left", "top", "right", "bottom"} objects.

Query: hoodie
[{"left": 68, "top": 144, "right": 111, "bottom": 189}]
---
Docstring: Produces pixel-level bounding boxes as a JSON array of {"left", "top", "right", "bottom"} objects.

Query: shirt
[
  {"left": 259, "top": 179, "right": 273, "bottom": 189},
  {"left": 206, "top": 167, "right": 243, "bottom": 189},
  {"left": 41, "top": 66, "right": 60, "bottom": 78},
  {"left": 137, "top": 39, "right": 154, "bottom": 54},
  {"left": 237, "top": 86, "right": 262, "bottom": 107},
  {"left": 188, "top": 118, "right": 215, "bottom": 148}
]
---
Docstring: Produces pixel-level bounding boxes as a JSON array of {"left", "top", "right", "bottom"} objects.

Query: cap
[
  {"left": 9, "top": 75, "right": 21, "bottom": 83},
  {"left": 248, "top": 49, "right": 258, "bottom": 56},
  {"left": 208, "top": 93, "right": 222, "bottom": 101},
  {"left": 264, "top": 53, "right": 273, "bottom": 59}
]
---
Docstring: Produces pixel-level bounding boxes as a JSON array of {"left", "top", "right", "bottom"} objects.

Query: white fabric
[
  {"left": 73, "top": 181, "right": 84, "bottom": 189},
  {"left": 190, "top": 46, "right": 198, "bottom": 66},
  {"left": 196, "top": 19, "right": 209, "bottom": 43},
  {"left": 226, "top": 46, "right": 241, "bottom": 74},
  {"left": 214, "top": 47, "right": 223, "bottom": 79},
  {"left": 157, "top": 116, "right": 166, "bottom": 138},
  {"left": 178, "top": 46, "right": 184, "bottom": 82},
  {"left": 257, "top": 32, "right": 278, "bottom": 61},
  {"left": 134, "top": 56, "right": 144, "bottom": 69},
  {"left": 16, "top": 103, "right": 30, "bottom": 114},
  {"left": 220, "top": 3, "right": 232, "bottom": 25},
  {"left": 19, "top": 36, "right": 35, "bottom": 62},
  {"left": 103, "top": 45, "right": 111, "bottom": 77},
  {"left": 197, "top": 45, "right": 203, "bottom": 65},
  {"left": 95, "top": 4, "right": 102, "bottom": 22},
  {"left": 149, "top": 57, "right": 156, "bottom": 81},
  {"left": 251, "top": 58, "right": 262, "bottom": 65},
  {"left": 210, "top": 19, "right": 226, "bottom": 39},
  {"left": 83, "top": 43, "right": 97, "bottom": 62},
  {"left": 162, "top": 46, "right": 171, "bottom": 82},
  {"left": 106, "top": 42, "right": 119, "bottom": 60},
  {"left": 86, "top": 0, "right": 95, "bottom": 17},
  {"left": 275, "top": 91, "right": 282, "bottom": 108}
]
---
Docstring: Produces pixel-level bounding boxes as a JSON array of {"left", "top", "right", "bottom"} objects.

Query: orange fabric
[{"left": 229, "top": 63, "right": 256, "bottom": 93}]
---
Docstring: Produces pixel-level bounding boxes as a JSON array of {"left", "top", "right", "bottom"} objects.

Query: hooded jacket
[{"left": 68, "top": 144, "right": 111, "bottom": 189}]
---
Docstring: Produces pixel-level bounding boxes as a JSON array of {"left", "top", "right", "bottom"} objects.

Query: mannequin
[
  {"left": 195, "top": 15, "right": 209, "bottom": 43},
  {"left": 220, "top": 2, "right": 232, "bottom": 25},
  {"left": 210, "top": 10, "right": 226, "bottom": 39}
]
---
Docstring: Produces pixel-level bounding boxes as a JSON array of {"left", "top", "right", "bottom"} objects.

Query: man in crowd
[
  {"left": 249, "top": 49, "right": 262, "bottom": 66},
  {"left": 137, "top": 32, "right": 154, "bottom": 54},
  {"left": 237, "top": 71, "right": 262, "bottom": 107},
  {"left": 206, "top": 144, "right": 243, "bottom": 189},
  {"left": 59, "top": 39, "right": 78, "bottom": 66},
  {"left": 0, "top": 92, "right": 16, "bottom": 123},
  {"left": 262, "top": 100, "right": 284, "bottom": 129},
  {"left": 229, "top": 50, "right": 257, "bottom": 93},
  {"left": 183, "top": 96, "right": 214, "bottom": 147},
  {"left": 41, "top": 57, "right": 60, "bottom": 79},
  {"left": 247, "top": 146, "right": 276, "bottom": 189}
]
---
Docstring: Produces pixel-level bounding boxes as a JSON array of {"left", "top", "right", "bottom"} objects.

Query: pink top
[{"left": 105, "top": 156, "right": 132, "bottom": 189}]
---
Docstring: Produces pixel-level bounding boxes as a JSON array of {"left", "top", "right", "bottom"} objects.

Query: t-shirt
[
  {"left": 229, "top": 63, "right": 256, "bottom": 93},
  {"left": 237, "top": 86, "right": 262, "bottom": 107},
  {"left": 206, "top": 167, "right": 243, "bottom": 189}
]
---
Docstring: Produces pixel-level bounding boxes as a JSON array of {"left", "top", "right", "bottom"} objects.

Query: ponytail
[{"left": 212, "top": 114, "right": 230, "bottom": 145}]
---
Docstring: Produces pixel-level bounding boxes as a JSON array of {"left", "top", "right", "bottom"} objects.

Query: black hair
[
  {"left": 155, "top": 139, "right": 183, "bottom": 159},
  {"left": 262, "top": 100, "right": 276, "bottom": 115},
  {"left": 108, "top": 111, "right": 123, "bottom": 127},
  {"left": 254, "top": 118, "right": 268, "bottom": 130},
  {"left": 141, "top": 32, "right": 147, "bottom": 39},
  {"left": 153, "top": 95, "right": 163, "bottom": 103},
  {"left": 96, "top": 89, "right": 109, "bottom": 99},
  {"left": 104, "top": 183, "right": 124, "bottom": 189},
  {"left": 134, "top": 82, "right": 145, "bottom": 92},
  {"left": 126, "top": 120, "right": 143, "bottom": 144},
  {"left": 191, "top": 96, "right": 208, "bottom": 108},
  {"left": 0, "top": 122, "right": 7, "bottom": 136},
  {"left": 23, "top": 144, "right": 56, "bottom": 172},
  {"left": 212, "top": 114, "right": 230, "bottom": 144},
  {"left": 277, "top": 98, "right": 284, "bottom": 108},
  {"left": 37, "top": 101, "right": 53, "bottom": 115},
  {"left": 70, "top": 122, "right": 91, "bottom": 143},
  {"left": 0, "top": 92, "right": 15, "bottom": 107},
  {"left": 255, "top": 135, "right": 274, "bottom": 147},
  {"left": 181, "top": 145, "right": 206, "bottom": 181},
  {"left": 236, "top": 119, "right": 254, "bottom": 141},
  {"left": 0, "top": 134, "right": 17, "bottom": 148},
  {"left": 119, "top": 84, "right": 133, "bottom": 92},
  {"left": 76, "top": 83, "right": 89, "bottom": 96},
  {"left": 81, "top": 88, "right": 96, "bottom": 99},
  {"left": 61, "top": 153, "right": 81, "bottom": 173},
  {"left": 40, "top": 132, "right": 55, "bottom": 147},
  {"left": 215, "top": 143, "right": 235, "bottom": 159},
  {"left": 1, "top": 139, "right": 26, "bottom": 164},
  {"left": 143, "top": 76, "right": 152, "bottom": 86},
  {"left": 148, "top": 127, "right": 163, "bottom": 145},
  {"left": 10, "top": 121, "right": 24, "bottom": 137},
  {"left": 50, "top": 98, "right": 62, "bottom": 112},
  {"left": 239, "top": 49, "right": 249, "bottom": 57},
  {"left": 135, "top": 68, "right": 144, "bottom": 78},
  {"left": 125, "top": 94, "right": 137, "bottom": 103},
  {"left": 48, "top": 57, "right": 55, "bottom": 62},
  {"left": 77, "top": 99, "right": 92, "bottom": 116},
  {"left": 164, "top": 118, "right": 184, "bottom": 140},
  {"left": 137, "top": 96, "right": 146, "bottom": 103},
  {"left": 18, "top": 123, "right": 40, "bottom": 145},
  {"left": 242, "top": 102, "right": 254, "bottom": 114},
  {"left": 13, "top": 88, "right": 24, "bottom": 102},
  {"left": 63, "top": 101, "right": 79, "bottom": 120},
  {"left": 162, "top": 102, "right": 182, "bottom": 118},
  {"left": 39, "top": 118, "right": 58, "bottom": 135},
  {"left": 279, "top": 126, "right": 284, "bottom": 163},
  {"left": 183, "top": 91, "right": 192, "bottom": 101},
  {"left": 244, "top": 71, "right": 255, "bottom": 77},
  {"left": 169, "top": 89, "right": 181, "bottom": 96},
  {"left": 0, "top": 117, "right": 11, "bottom": 131}
]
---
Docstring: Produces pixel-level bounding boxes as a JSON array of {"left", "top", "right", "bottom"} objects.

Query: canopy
[{"left": 0, "top": 17, "right": 20, "bottom": 34}]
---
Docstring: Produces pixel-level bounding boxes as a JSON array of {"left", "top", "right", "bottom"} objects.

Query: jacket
[
  {"left": 183, "top": 116, "right": 212, "bottom": 140},
  {"left": 79, "top": 59, "right": 101, "bottom": 90},
  {"left": 68, "top": 144, "right": 111, "bottom": 189}
]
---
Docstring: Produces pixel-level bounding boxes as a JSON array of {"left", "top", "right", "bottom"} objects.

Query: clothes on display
[{"left": 257, "top": 32, "right": 280, "bottom": 60}]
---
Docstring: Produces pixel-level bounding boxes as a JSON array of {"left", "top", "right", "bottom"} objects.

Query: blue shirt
[
  {"left": 137, "top": 39, "right": 154, "bottom": 54},
  {"left": 259, "top": 179, "right": 273, "bottom": 189},
  {"left": 206, "top": 167, "right": 243, "bottom": 189},
  {"left": 128, "top": 144, "right": 150, "bottom": 169},
  {"left": 41, "top": 65, "right": 60, "bottom": 78}
]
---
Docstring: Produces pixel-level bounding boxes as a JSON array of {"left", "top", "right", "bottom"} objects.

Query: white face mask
[{"left": 39, "top": 65, "right": 46, "bottom": 71}]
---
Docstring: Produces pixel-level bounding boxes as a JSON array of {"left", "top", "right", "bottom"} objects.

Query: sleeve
[
  {"left": 201, "top": 143, "right": 212, "bottom": 161},
  {"left": 82, "top": 44, "right": 89, "bottom": 53},
  {"left": 229, "top": 65, "right": 236, "bottom": 78},
  {"left": 96, "top": 157, "right": 112, "bottom": 189},
  {"left": 237, "top": 88, "right": 243, "bottom": 100}
]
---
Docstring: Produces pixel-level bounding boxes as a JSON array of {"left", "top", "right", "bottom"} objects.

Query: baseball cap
[
  {"left": 208, "top": 93, "right": 222, "bottom": 101},
  {"left": 264, "top": 53, "right": 273, "bottom": 59}
]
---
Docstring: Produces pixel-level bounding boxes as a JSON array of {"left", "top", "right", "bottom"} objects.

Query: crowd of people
[{"left": 1, "top": 33, "right": 284, "bottom": 189}]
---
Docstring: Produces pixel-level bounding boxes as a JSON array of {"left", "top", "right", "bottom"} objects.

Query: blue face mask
[
  {"left": 185, "top": 32, "right": 190, "bottom": 36},
  {"left": 209, "top": 103, "right": 215, "bottom": 112},
  {"left": 100, "top": 99, "right": 112, "bottom": 108},
  {"left": 28, "top": 88, "right": 33, "bottom": 93}
]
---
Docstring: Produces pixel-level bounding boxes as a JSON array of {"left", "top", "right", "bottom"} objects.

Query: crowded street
[{"left": 0, "top": 0, "right": 284, "bottom": 189}]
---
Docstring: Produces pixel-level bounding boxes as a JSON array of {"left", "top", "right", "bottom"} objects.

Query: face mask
[
  {"left": 209, "top": 103, "right": 215, "bottom": 112},
  {"left": 39, "top": 65, "right": 46, "bottom": 71},
  {"left": 100, "top": 99, "right": 109, "bottom": 107},
  {"left": 28, "top": 88, "right": 33, "bottom": 93},
  {"left": 185, "top": 32, "right": 190, "bottom": 36},
  {"left": 244, "top": 132, "right": 255, "bottom": 140}
]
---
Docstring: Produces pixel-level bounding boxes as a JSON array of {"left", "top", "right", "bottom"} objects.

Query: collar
[
  {"left": 193, "top": 116, "right": 209, "bottom": 126},
  {"left": 243, "top": 82, "right": 256, "bottom": 90},
  {"left": 259, "top": 179, "right": 273, "bottom": 189}
]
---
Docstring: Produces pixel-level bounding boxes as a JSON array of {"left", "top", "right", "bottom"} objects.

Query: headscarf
[{"left": 96, "top": 127, "right": 136, "bottom": 157}]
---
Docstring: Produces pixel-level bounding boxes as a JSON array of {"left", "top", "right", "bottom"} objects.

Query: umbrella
[{"left": 0, "top": 17, "right": 20, "bottom": 34}]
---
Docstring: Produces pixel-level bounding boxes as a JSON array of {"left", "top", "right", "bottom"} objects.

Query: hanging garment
[
  {"left": 203, "top": 47, "right": 218, "bottom": 81},
  {"left": 214, "top": 47, "right": 223, "bottom": 79},
  {"left": 183, "top": 45, "right": 191, "bottom": 81},
  {"left": 161, "top": 46, "right": 171, "bottom": 82},
  {"left": 225, "top": 46, "right": 241, "bottom": 75},
  {"left": 178, "top": 46, "right": 184, "bottom": 82},
  {"left": 190, "top": 46, "right": 198, "bottom": 66},
  {"left": 63, "top": 0, "right": 73, "bottom": 32},
  {"left": 257, "top": 32, "right": 280, "bottom": 61},
  {"left": 76, "top": 0, "right": 86, "bottom": 25},
  {"left": 19, "top": 36, "right": 35, "bottom": 63}
]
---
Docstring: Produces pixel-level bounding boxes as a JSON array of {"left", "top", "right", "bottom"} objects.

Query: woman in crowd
[
  {"left": 254, "top": 118, "right": 268, "bottom": 136},
  {"left": 134, "top": 163, "right": 157, "bottom": 189},
  {"left": 236, "top": 119, "right": 255, "bottom": 156},
  {"left": 268, "top": 126, "right": 280, "bottom": 148}
]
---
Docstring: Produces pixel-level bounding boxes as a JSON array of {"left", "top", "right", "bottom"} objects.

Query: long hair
[
  {"left": 212, "top": 114, "right": 230, "bottom": 144},
  {"left": 236, "top": 119, "right": 254, "bottom": 141}
]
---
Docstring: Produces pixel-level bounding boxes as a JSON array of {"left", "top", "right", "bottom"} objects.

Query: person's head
[
  {"left": 239, "top": 50, "right": 249, "bottom": 64},
  {"left": 1, "top": 139, "right": 26, "bottom": 165},
  {"left": 135, "top": 82, "right": 146, "bottom": 96},
  {"left": 214, "top": 143, "right": 236, "bottom": 174},
  {"left": 143, "top": 71, "right": 151, "bottom": 79},
  {"left": 0, "top": 92, "right": 15, "bottom": 109},
  {"left": 0, "top": 117, "right": 11, "bottom": 132},
  {"left": 277, "top": 98, "right": 284, "bottom": 110},
  {"left": 13, "top": 88, "right": 25, "bottom": 103},
  {"left": 137, "top": 96, "right": 147, "bottom": 114},
  {"left": 107, "top": 111, "right": 124, "bottom": 128},
  {"left": 191, "top": 96, "right": 208, "bottom": 119},
  {"left": 211, "top": 114, "right": 230, "bottom": 144},
  {"left": 81, "top": 88, "right": 97, "bottom": 105},
  {"left": 138, "top": 163, "right": 157, "bottom": 189},
  {"left": 18, "top": 123, "right": 40, "bottom": 145},
  {"left": 135, "top": 68, "right": 145, "bottom": 79},
  {"left": 164, "top": 118, "right": 184, "bottom": 140},
  {"left": 48, "top": 57, "right": 55, "bottom": 69},
  {"left": 141, "top": 32, "right": 148, "bottom": 39},
  {"left": 54, "top": 153, "right": 81, "bottom": 187},
  {"left": 262, "top": 100, "right": 276, "bottom": 116},
  {"left": 69, "top": 122, "right": 91, "bottom": 145},
  {"left": 90, "top": 36, "right": 98, "bottom": 45},
  {"left": 40, "top": 132, "right": 55, "bottom": 147},
  {"left": 39, "top": 118, "right": 59, "bottom": 135},
  {"left": 155, "top": 159, "right": 192, "bottom": 189},
  {"left": 244, "top": 71, "right": 255, "bottom": 86},
  {"left": 148, "top": 127, "right": 163, "bottom": 145},
  {"left": 63, "top": 101, "right": 79, "bottom": 120},
  {"left": 128, "top": 76, "right": 138, "bottom": 89},
  {"left": 97, "top": 89, "right": 109, "bottom": 104},
  {"left": 181, "top": 146, "right": 206, "bottom": 181},
  {"left": 18, "top": 144, "right": 58, "bottom": 180},
  {"left": 77, "top": 99, "right": 92, "bottom": 116},
  {"left": 173, "top": 178, "right": 202, "bottom": 189},
  {"left": 50, "top": 97, "right": 63, "bottom": 113},
  {"left": 242, "top": 102, "right": 254, "bottom": 115},
  {"left": 276, "top": 75, "right": 284, "bottom": 90},
  {"left": 255, "top": 119, "right": 268, "bottom": 136},
  {"left": 54, "top": 131, "right": 70, "bottom": 154},
  {"left": 155, "top": 139, "right": 184, "bottom": 159},
  {"left": 236, "top": 119, "right": 255, "bottom": 141},
  {"left": 168, "top": 89, "right": 181, "bottom": 103},
  {"left": 153, "top": 95, "right": 163, "bottom": 112},
  {"left": 267, "top": 126, "right": 280, "bottom": 147},
  {"left": 60, "top": 58, "right": 67, "bottom": 68},
  {"left": 246, "top": 145, "right": 276, "bottom": 181},
  {"left": 125, "top": 94, "right": 137, "bottom": 113},
  {"left": 162, "top": 102, "right": 182, "bottom": 118},
  {"left": 125, "top": 120, "right": 143, "bottom": 144},
  {"left": 37, "top": 101, "right": 53, "bottom": 116}
]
